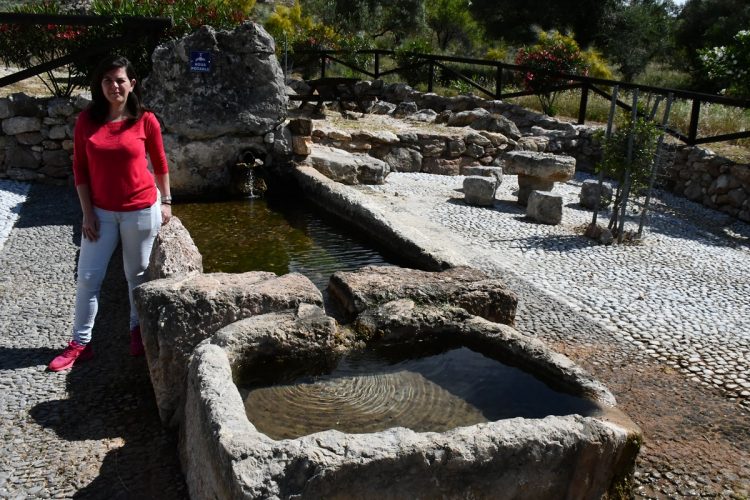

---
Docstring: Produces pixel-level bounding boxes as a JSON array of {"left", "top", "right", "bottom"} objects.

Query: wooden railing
[{"left": 299, "top": 48, "right": 750, "bottom": 146}]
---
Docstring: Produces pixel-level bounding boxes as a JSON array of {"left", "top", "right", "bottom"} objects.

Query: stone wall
[
  {"left": 0, "top": 93, "right": 88, "bottom": 185},
  {"left": 667, "top": 146, "right": 750, "bottom": 222}
]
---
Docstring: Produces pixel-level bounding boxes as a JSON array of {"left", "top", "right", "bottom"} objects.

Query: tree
[
  {"left": 675, "top": 0, "right": 750, "bottom": 85},
  {"left": 469, "top": 0, "right": 618, "bottom": 46},
  {"left": 303, "top": 0, "right": 425, "bottom": 44},
  {"left": 426, "top": 0, "right": 482, "bottom": 52},
  {"left": 596, "top": 0, "right": 676, "bottom": 82},
  {"left": 699, "top": 30, "right": 750, "bottom": 98}
]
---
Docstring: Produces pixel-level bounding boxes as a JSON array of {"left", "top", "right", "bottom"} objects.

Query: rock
[
  {"left": 393, "top": 101, "right": 418, "bottom": 118},
  {"left": 409, "top": 109, "right": 438, "bottom": 122},
  {"left": 288, "top": 117, "right": 313, "bottom": 136},
  {"left": 464, "top": 132, "right": 492, "bottom": 147},
  {"left": 447, "top": 108, "right": 489, "bottom": 127},
  {"left": 352, "top": 130, "right": 399, "bottom": 145},
  {"left": 147, "top": 216, "right": 203, "bottom": 280},
  {"left": 15, "top": 132, "right": 43, "bottom": 146},
  {"left": 470, "top": 114, "right": 522, "bottom": 140},
  {"left": 378, "top": 147, "right": 422, "bottom": 173},
  {"left": 7, "top": 93, "right": 44, "bottom": 117},
  {"left": 48, "top": 125, "right": 68, "bottom": 140},
  {"left": 292, "top": 135, "right": 313, "bottom": 155},
  {"left": 579, "top": 179, "right": 613, "bottom": 209},
  {"left": 2, "top": 117, "right": 42, "bottom": 135},
  {"left": 163, "top": 134, "right": 266, "bottom": 196},
  {"left": 133, "top": 271, "right": 324, "bottom": 426},
  {"left": 4, "top": 143, "right": 40, "bottom": 170},
  {"left": 422, "top": 157, "right": 460, "bottom": 175},
  {"left": 462, "top": 165, "right": 503, "bottom": 187},
  {"left": 41, "top": 150, "right": 70, "bottom": 168},
  {"left": 370, "top": 101, "right": 396, "bottom": 115},
  {"left": 303, "top": 145, "right": 389, "bottom": 185},
  {"left": 0, "top": 98, "right": 10, "bottom": 119},
  {"left": 527, "top": 190, "right": 563, "bottom": 225},
  {"left": 447, "top": 139, "right": 466, "bottom": 158},
  {"left": 505, "top": 151, "right": 576, "bottom": 204},
  {"left": 47, "top": 98, "right": 75, "bottom": 118},
  {"left": 463, "top": 176, "right": 497, "bottom": 206},
  {"left": 145, "top": 22, "right": 286, "bottom": 140},
  {"left": 599, "top": 228, "right": 614, "bottom": 245},
  {"left": 328, "top": 265, "right": 517, "bottom": 325},
  {"left": 517, "top": 136, "right": 549, "bottom": 152}
]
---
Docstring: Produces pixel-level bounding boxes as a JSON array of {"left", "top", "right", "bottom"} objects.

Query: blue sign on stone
[{"left": 190, "top": 51, "right": 212, "bottom": 73}]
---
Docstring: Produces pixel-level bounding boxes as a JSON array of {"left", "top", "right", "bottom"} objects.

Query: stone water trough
[{"left": 136, "top": 225, "right": 641, "bottom": 499}]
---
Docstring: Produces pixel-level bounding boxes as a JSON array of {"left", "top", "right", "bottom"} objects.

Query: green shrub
[
  {"left": 394, "top": 36, "right": 435, "bottom": 87},
  {"left": 699, "top": 29, "right": 750, "bottom": 98}
]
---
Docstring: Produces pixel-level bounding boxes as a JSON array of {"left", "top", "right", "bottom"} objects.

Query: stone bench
[{"left": 504, "top": 151, "right": 576, "bottom": 205}]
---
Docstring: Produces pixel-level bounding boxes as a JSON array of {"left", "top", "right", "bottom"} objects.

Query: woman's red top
[{"left": 72, "top": 110, "right": 169, "bottom": 212}]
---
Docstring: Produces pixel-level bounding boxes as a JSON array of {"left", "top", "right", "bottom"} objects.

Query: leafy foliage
[
  {"left": 596, "top": 0, "right": 675, "bottom": 83},
  {"left": 0, "top": 0, "right": 85, "bottom": 96},
  {"left": 514, "top": 30, "right": 588, "bottom": 116},
  {"left": 426, "top": 0, "right": 482, "bottom": 52},
  {"left": 595, "top": 115, "right": 662, "bottom": 233},
  {"left": 699, "top": 30, "right": 750, "bottom": 98}
]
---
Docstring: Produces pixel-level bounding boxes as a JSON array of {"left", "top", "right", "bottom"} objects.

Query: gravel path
[{"left": 0, "top": 182, "right": 186, "bottom": 499}]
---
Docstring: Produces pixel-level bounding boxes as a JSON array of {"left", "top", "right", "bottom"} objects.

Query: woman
[{"left": 48, "top": 55, "right": 171, "bottom": 371}]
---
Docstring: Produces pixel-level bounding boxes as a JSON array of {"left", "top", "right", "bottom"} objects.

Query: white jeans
[{"left": 72, "top": 202, "right": 161, "bottom": 344}]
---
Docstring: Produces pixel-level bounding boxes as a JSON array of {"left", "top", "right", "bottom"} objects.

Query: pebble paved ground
[
  {"left": 1, "top": 172, "right": 749, "bottom": 498},
  {"left": 0, "top": 182, "right": 186, "bottom": 499}
]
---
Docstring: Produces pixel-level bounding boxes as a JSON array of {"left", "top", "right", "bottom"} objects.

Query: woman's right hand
[{"left": 82, "top": 211, "right": 100, "bottom": 241}]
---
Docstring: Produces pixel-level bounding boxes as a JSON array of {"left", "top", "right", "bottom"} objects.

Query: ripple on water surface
[{"left": 237, "top": 344, "right": 601, "bottom": 440}]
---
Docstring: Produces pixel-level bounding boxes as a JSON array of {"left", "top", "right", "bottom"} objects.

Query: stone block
[
  {"left": 15, "top": 132, "right": 43, "bottom": 146},
  {"left": 47, "top": 98, "right": 75, "bottom": 117},
  {"left": 292, "top": 135, "right": 313, "bottom": 156},
  {"left": 2, "top": 116, "right": 42, "bottom": 135},
  {"left": 462, "top": 165, "right": 503, "bottom": 187},
  {"left": 145, "top": 23, "right": 286, "bottom": 140},
  {"left": 148, "top": 216, "right": 203, "bottom": 280},
  {"left": 288, "top": 117, "right": 313, "bottom": 136},
  {"left": 527, "top": 190, "right": 563, "bottom": 225},
  {"left": 41, "top": 149, "right": 71, "bottom": 168},
  {"left": 304, "top": 145, "right": 389, "bottom": 185},
  {"left": 422, "top": 157, "right": 459, "bottom": 175},
  {"left": 579, "top": 179, "right": 613, "bottom": 209},
  {"left": 0, "top": 99, "right": 11, "bottom": 119},
  {"left": 393, "top": 101, "right": 418, "bottom": 118},
  {"left": 48, "top": 125, "right": 67, "bottom": 140},
  {"left": 463, "top": 175, "right": 497, "bottom": 206},
  {"left": 328, "top": 265, "right": 517, "bottom": 326},
  {"left": 379, "top": 147, "right": 422, "bottom": 173},
  {"left": 133, "top": 271, "right": 324, "bottom": 426}
]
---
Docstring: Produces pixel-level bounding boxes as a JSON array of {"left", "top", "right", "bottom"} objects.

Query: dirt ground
[{"left": 549, "top": 335, "right": 750, "bottom": 498}]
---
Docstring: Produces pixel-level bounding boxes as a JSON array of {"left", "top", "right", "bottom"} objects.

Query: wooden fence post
[
  {"left": 578, "top": 82, "right": 589, "bottom": 125},
  {"left": 374, "top": 52, "right": 380, "bottom": 79},
  {"left": 427, "top": 59, "right": 434, "bottom": 93},
  {"left": 495, "top": 65, "right": 503, "bottom": 99},
  {"left": 688, "top": 99, "right": 700, "bottom": 145}
]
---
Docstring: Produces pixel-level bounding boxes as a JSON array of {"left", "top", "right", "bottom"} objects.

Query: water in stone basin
[
  {"left": 236, "top": 342, "right": 602, "bottom": 440},
  {"left": 172, "top": 193, "right": 394, "bottom": 291}
]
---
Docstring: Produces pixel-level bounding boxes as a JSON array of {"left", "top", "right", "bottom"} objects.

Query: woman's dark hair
[{"left": 88, "top": 55, "right": 146, "bottom": 124}]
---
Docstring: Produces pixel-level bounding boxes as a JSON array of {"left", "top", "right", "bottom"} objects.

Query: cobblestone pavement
[
  {"left": 0, "top": 183, "right": 186, "bottom": 499},
  {"left": 357, "top": 171, "right": 750, "bottom": 497},
  {"left": 1, "top": 174, "right": 749, "bottom": 498}
]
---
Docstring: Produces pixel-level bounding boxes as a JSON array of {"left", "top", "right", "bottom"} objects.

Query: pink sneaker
[
  {"left": 129, "top": 325, "right": 145, "bottom": 357},
  {"left": 48, "top": 341, "right": 93, "bottom": 372}
]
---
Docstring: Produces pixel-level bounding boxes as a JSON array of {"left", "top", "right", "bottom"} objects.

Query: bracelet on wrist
[
  {"left": 162, "top": 201, "right": 172, "bottom": 206},
  {"left": 161, "top": 195, "right": 172, "bottom": 204}
]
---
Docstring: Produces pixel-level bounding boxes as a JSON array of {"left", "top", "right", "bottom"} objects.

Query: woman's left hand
[{"left": 161, "top": 203, "right": 172, "bottom": 225}]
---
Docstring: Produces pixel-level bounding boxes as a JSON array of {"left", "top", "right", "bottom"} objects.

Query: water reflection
[{"left": 172, "top": 194, "right": 392, "bottom": 290}]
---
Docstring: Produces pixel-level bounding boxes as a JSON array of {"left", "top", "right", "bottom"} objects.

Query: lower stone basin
[
  {"left": 239, "top": 343, "right": 602, "bottom": 441},
  {"left": 182, "top": 300, "right": 641, "bottom": 499}
]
